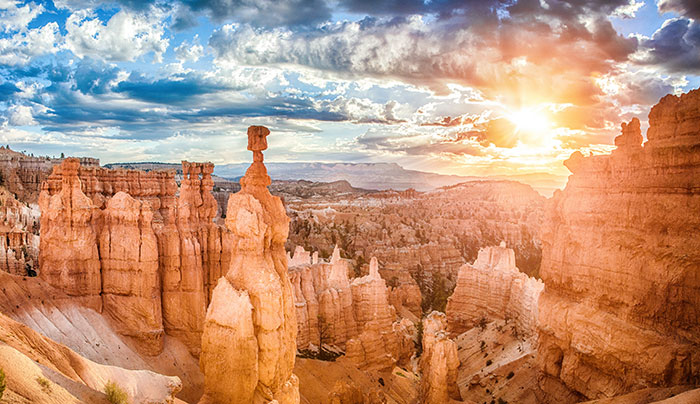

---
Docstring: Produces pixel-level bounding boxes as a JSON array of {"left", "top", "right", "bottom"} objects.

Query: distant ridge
[{"left": 105, "top": 161, "right": 566, "bottom": 196}]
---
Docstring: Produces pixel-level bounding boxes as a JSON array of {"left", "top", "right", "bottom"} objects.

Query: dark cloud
[
  {"left": 636, "top": 18, "right": 700, "bottom": 72},
  {"left": 658, "top": 0, "right": 700, "bottom": 20},
  {"left": 183, "top": 0, "right": 331, "bottom": 27},
  {"left": 0, "top": 82, "right": 21, "bottom": 102},
  {"left": 114, "top": 72, "right": 234, "bottom": 104}
]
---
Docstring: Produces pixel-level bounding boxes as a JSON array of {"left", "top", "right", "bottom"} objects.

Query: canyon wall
[
  {"left": 199, "top": 125, "right": 299, "bottom": 404},
  {"left": 446, "top": 243, "right": 543, "bottom": 338},
  {"left": 290, "top": 247, "right": 415, "bottom": 371},
  {"left": 537, "top": 90, "right": 700, "bottom": 399},
  {"left": 0, "top": 187, "right": 39, "bottom": 275},
  {"left": 286, "top": 179, "right": 545, "bottom": 314},
  {"left": 38, "top": 157, "right": 230, "bottom": 355},
  {"left": 420, "top": 311, "right": 461, "bottom": 404}
]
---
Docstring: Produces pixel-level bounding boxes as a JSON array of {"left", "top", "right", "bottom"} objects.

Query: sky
[{"left": 0, "top": 0, "right": 699, "bottom": 179}]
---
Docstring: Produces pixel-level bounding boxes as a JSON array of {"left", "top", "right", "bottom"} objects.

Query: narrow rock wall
[
  {"left": 38, "top": 158, "right": 230, "bottom": 355},
  {"left": 199, "top": 125, "right": 299, "bottom": 404},
  {"left": 536, "top": 90, "right": 700, "bottom": 399},
  {"left": 446, "top": 243, "right": 543, "bottom": 338}
]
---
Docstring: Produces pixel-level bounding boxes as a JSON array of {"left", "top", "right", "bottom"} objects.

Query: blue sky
[{"left": 1, "top": 0, "right": 699, "bottom": 179}]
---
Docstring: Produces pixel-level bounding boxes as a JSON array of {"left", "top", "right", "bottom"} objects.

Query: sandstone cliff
[
  {"left": 420, "top": 311, "right": 461, "bottom": 404},
  {"left": 38, "top": 158, "right": 230, "bottom": 355},
  {"left": 537, "top": 90, "right": 700, "bottom": 399},
  {"left": 446, "top": 242, "right": 543, "bottom": 338},
  {"left": 198, "top": 125, "right": 299, "bottom": 404},
  {"left": 346, "top": 257, "right": 415, "bottom": 371},
  {"left": 289, "top": 245, "right": 358, "bottom": 352},
  {"left": 0, "top": 187, "right": 39, "bottom": 276}
]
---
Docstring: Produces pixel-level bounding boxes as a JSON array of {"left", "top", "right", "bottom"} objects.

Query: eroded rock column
[{"left": 199, "top": 126, "right": 299, "bottom": 404}]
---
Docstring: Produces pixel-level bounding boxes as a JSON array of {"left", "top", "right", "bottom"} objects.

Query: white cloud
[
  {"left": 0, "top": 1, "right": 44, "bottom": 33},
  {"left": 175, "top": 35, "right": 204, "bottom": 63},
  {"left": 65, "top": 10, "right": 169, "bottom": 62},
  {"left": 0, "top": 22, "right": 61, "bottom": 65},
  {"left": 7, "top": 104, "right": 37, "bottom": 126}
]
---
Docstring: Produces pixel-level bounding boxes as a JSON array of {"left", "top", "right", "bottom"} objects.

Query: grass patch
[
  {"left": 0, "top": 368, "right": 5, "bottom": 399},
  {"left": 36, "top": 376, "right": 51, "bottom": 393},
  {"left": 104, "top": 380, "right": 129, "bottom": 404}
]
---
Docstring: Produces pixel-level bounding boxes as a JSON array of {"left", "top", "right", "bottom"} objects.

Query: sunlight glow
[{"left": 508, "top": 107, "right": 552, "bottom": 136}]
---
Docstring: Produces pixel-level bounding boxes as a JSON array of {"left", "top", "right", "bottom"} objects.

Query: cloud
[
  {"left": 174, "top": 35, "right": 204, "bottom": 63},
  {"left": 634, "top": 18, "right": 700, "bottom": 73},
  {"left": 65, "top": 9, "right": 169, "bottom": 62},
  {"left": 0, "top": 1, "right": 44, "bottom": 32},
  {"left": 183, "top": 0, "right": 331, "bottom": 27},
  {"left": 657, "top": 0, "right": 700, "bottom": 19},
  {"left": 0, "top": 22, "right": 60, "bottom": 66}
]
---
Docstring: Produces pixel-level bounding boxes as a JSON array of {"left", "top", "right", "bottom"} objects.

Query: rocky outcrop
[
  {"left": 290, "top": 245, "right": 358, "bottom": 351},
  {"left": 99, "top": 192, "right": 163, "bottom": 355},
  {"left": 199, "top": 125, "right": 299, "bottom": 404},
  {"left": 537, "top": 89, "right": 700, "bottom": 399},
  {"left": 446, "top": 242, "right": 543, "bottom": 338},
  {"left": 38, "top": 158, "right": 230, "bottom": 355},
  {"left": 346, "top": 257, "right": 415, "bottom": 371},
  {"left": 0, "top": 146, "right": 99, "bottom": 203},
  {"left": 420, "top": 311, "right": 461, "bottom": 404},
  {"left": 38, "top": 158, "right": 102, "bottom": 311},
  {"left": 0, "top": 187, "right": 39, "bottom": 275}
]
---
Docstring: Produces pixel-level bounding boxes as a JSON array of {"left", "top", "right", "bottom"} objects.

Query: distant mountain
[
  {"left": 214, "top": 162, "right": 483, "bottom": 192},
  {"left": 105, "top": 161, "right": 566, "bottom": 196},
  {"left": 215, "top": 162, "right": 566, "bottom": 196}
]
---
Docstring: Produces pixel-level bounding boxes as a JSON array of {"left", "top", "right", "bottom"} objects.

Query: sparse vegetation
[
  {"left": 104, "top": 380, "right": 129, "bottom": 404},
  {"left": 486, "top": 359, "right": 493, "bottom": 366},
  {"left": 506, "top": 371, "right": 515, "bottom": 379},
  {"left": 0, "top": 367, "right": 6, "bottom": 399},
  {"left": 36, "top": 376, "right": 51, "bottom": 393},
  {"left": 415, "top": 319, "right": 424, "bottom": 357},
  {"left": 478, "top": 316, "right": 488, "bottom": 330},
  {"left": 480, "top": 340, "right": 486, "bottom": 351},
  {"left": 498, "top": 398, "right": 508, "bottom": 404}
]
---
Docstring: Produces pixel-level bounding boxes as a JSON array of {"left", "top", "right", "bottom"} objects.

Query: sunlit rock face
[
  {"left": 289, "top": 245, "right": 359, "bottom": 351},
  {"left": 38, "top": 158, "right": 102, "bottom": 311},
  {"left": 0, "top": 187, "right": 40, "bottom": 276},
  {"left": 38, "top": 158, "right": 230, "bottom": 355},
  {"left": 199, "top": 126, "right": 299, "bottom": 404},
  {"left": 446, "top": 243, "right": 543, "bottom": 338},
  {"left": 537, "top": 90, "right": 700, "bottom": 399},
  {"left": 420, "top": 311, "right": 461, "bottom": 404},
  {"left": 289, "top": 245, "right": 415, "bottom": 371},
  {"left": 346, "top": 257, "right": 415, "bottom": 371}
]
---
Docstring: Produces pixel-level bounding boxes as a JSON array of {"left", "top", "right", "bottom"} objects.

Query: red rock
[{"left": 537, "top": 89, "right": 700, "bottom": 399}]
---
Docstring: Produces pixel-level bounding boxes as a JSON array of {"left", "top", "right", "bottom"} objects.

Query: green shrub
[
  {"left": 0, "top": 368, "right": 6, "bottom": 399},
  {"left": 104, "top": 381, "right": 129, "bottom": 404},
  {"left": 36, "top": 376, "right": 51, "bottom": 393}
]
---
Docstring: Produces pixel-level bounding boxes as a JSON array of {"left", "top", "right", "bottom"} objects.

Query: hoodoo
[
  {"left": 537, "top": 90, "right": 700, "bottom": 399},
  {"left": 198, "top": 126, "right": 300, "bottom": 404}
]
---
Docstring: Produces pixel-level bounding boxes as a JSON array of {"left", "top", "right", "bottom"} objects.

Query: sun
[{"left": 509, "top": 107, "right": 552, "bottom": 135}]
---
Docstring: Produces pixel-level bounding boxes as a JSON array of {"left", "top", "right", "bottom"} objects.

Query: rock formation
[
  {"left": 0, "top": 187, "right": 39, "bottom": 275},
  {"left": 420, "top": 311, "right": 461, "bottom": 404},
  {"left": 0, "top": 146, "right": 99, "bottom": 203},
  {"left": 537, "top": 90, "right": 700, "bottom": 399},
  {"left": 346, "top": 257, "right": 415, "bottom": 371},
  {"left": 38, "top": 158, "right": 102, "bottom": 311},
  {"left": 446, "top": 242, "right": 543, "bottom": 338},
  {"left": 289, "top": 245, "right": 358, "bottom": 351},
  {"left": 198, "top": 125, "right": 299, "bottom": 404},
  {"left": 99, "top": 192, "right": 164, "bottom": 355},
  {"left": 38, "top": 157, "right": 230, "bottom": 355}
]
